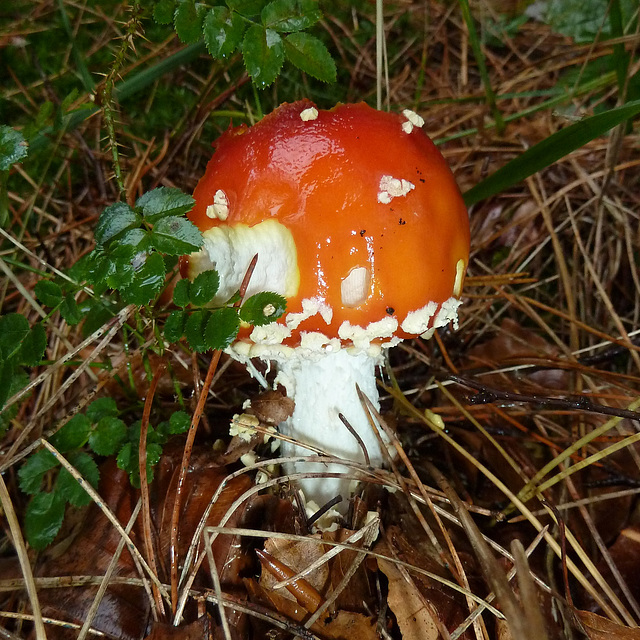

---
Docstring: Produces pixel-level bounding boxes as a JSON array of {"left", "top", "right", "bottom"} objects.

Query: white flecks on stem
[{"left": 273, "top": 348, "right": 387, "bottom": 510}]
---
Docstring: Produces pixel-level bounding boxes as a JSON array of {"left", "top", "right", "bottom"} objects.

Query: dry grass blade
[
  {"left": 0, "top": 474, "right": 47, "bottom": 640},
  {"left": 425, "top": 461, "right": 531, "bottom": 640}
]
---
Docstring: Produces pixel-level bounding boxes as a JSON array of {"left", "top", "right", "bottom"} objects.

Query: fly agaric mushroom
[{"left": 186, "top": 100, "right": 470, "bottom": 509}]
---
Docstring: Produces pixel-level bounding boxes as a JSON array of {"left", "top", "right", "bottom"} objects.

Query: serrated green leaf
[
  {"left": 86, "top": 397, "right": 118, "bottom": 423},
  {"left": 80, "top": 298, "right": 119, "bottom": 338},
  {"left": 24, "top": 491, "right": 66, "bottom": 550},
  {"left": 116, "top": 442, "right": 134, "bottom": 474},
  {"left": 94, "top": 202, "right": 141, "bottom": 246},
  {"left": 204, "top": 6, "right": 245, "bottom": 59},
  {"left": 55, "top": 451, "right": 99, "bottom": 507},
  {"left": 240, "top": 291, "right": 287, "bottom": 326},
  {"left": 184, "top": 309, "right": 211, "bottom": 352},
  {"left": 103, "top": 245, "right": 137, "bottom": 290},
  {"left": 164, "top": 309, "right": 187, "bottom": 342},
  {"left": 169, "top": 410, "right": 191, "bottom": 434},
  {"left": 120, "top": 252, "right": 166, "bottom": 305},
  {"left": 34, "top": 280, "right": 63, "bottom": 307},
  {"left": 173, "top": 278, "right": 191, "bottom": 307},
  {"left": 190, "top": 269, "right": 220, "bottom": 306},
  {"left": 205, "top": 307, "right": 240, "bottom": 350},
  {"left": 227, "top": 0, "right": 263, "bottom": 16},
  {"left": 89, "top": 416, "right": 127, "bottom": 456},
  {"left": 154, "top": 0, "right": 176, "bottom": 23},
  {"left": 18, "top": 449, "right": 59, "bottom": 495},
  {"left": 283, "top": 32, "right": 336, "bottom": 83},
  {"left": 20, "top": 323, "right": 47, "bottom": 366},
  {"left": 174, "top": 0, "right": 207, "bottom": 43},
  {"left": 60, "top": 293, "right": 84, "bottom": 325},
  {"left": 262, "top": 0, "right": 322, "bottom": 32},
  {"left": 0, "top": 360, "right": 16, "bottom": 409},
  {"left": 135, "top": 187, "right": 195, "bottom": 222},
  {"left": 0, "top": 314, "right": 30, "bottom": 360},
  {"left": 243, "top": 24, "right": 285, "bottom": 87},
  {"left": 464, "top": 98, "right": 640, "bottom": 206},
  {"left": 0, "top": 368, "right": 28, "bottom": 419},
  {"left": 151, "top": 216, "right": 203, "bottom": 255},
  {"left": 118, "top": 228, "right": 149, "bottom": 249},
  {"left": 51, "top": 413, "right": 91, "bottom": 453},
  {"left": 0, "top": 126, "right": 28, "bottom": 171}
]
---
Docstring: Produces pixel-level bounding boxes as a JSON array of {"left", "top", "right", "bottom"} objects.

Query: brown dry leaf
[
  {"left": 577, "top": 610, "right": 640, "bottom": 640},
  {"left": 377, "top": 556, "right": 440, "bottom": 640},
  {"left": 246, "top": 577, "right": 378, "bottom": 640},
  {"left": 259, "top": 535, "right": 330, "bottom": 600},
  {"left": 145, "top": 613, "right": 213, "bottom": 639},
  {"left": 34, "top": 446, "right": 253, "bottom": 639}
]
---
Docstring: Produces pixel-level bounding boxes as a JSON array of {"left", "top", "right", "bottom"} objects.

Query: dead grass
[{"left": 1, "top": 0, "right": 640, "bottom": 638}]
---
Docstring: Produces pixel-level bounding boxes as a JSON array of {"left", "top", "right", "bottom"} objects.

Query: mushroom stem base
[{"left": 273, "top": 348, "right": 388, "bottom": 510}]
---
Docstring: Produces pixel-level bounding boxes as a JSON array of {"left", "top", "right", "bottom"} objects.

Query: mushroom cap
[{"left": 187, "top": 100, "right": 469, "bottom": 351}]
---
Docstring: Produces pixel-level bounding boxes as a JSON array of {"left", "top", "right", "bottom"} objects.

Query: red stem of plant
[
  {"left": 139, "top": 362, "right": 166, "bottom": 619},
  {"left": 169, "top": 253, "right": 259, "bottom": 615}
]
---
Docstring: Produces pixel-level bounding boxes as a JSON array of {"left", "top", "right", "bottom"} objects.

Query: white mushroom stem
[{"left": 272, "top": 348, "right": 388, "bottom": 510}]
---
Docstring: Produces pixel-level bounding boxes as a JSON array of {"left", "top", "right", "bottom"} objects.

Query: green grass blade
[
  {"left": 463, "top": 99, "right": 640, "bottom": 206},
  {"left": 28, "top": 42, "right": 206, "bottom": 154},
  {"left": 458, "top": 0, "right": 505, "bottom": 134},
  {"left": 608, "top": 0, "right": 630, "bottom": 98},
  {"left": 57, "top": 0, "right": 94, "bottom": 93}
]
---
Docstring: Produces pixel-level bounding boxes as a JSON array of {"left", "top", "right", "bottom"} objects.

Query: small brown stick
[
  {"left": 138, "top": 362, "right": 167, "bottom": 619},
  {"left": 169, "top": 254, "right": 259, "bottom": 615},
  {"left": 450, "top": 374, "right": 640, "bottom": 422}
]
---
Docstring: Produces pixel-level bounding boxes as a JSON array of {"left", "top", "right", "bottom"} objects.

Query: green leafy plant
[
  {"left": 18, "top": 398, "right": 192, "bottom": 549},
  {"left": 154, "top": 0, "right": 337, "bottom": 86},
  {"left": 167, "top": 271, "right": 287, "bottom": 351}
]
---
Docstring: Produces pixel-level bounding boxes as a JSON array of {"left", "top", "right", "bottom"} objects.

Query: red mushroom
[{"left": 186, "top": 100, "right": 470, "bottom": 510}]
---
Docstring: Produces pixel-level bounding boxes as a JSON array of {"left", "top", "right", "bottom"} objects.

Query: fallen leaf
[
  {"left": 577, "top": 610, "right": 640, "bottom": 639},
  {"left": 378, "top": 556, "right": 440, "bottom": 640}
]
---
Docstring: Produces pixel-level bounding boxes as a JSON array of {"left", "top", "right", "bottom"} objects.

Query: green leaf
[
  {"left": 135, "top": 187, "right": 195, "bottom": 222},
  {"left": 283, "top": 32, "right": 336, "bottom": 83},
  {"left": 18, "top": 449, "right": 59, "bottom": 495},
  {"left": 55, "top": 451, "right": 99, "bottom": 507},
  {"left": 169, "top": 410, "right": 191, "bottom": 434},
  {"left": 120, "top": 252, "right": 166, "bottom": 305},
  {"left": 173, "top": 278, "right": 191, "bottom": 307},
  {"left": 94, "top": 202, "right": 141, "bottom": 246},
  {"left": 89, "top": 416, "right": 127, "bottom": 456},
  {"left": 184, "top": 309, "right": 210, "bottom": 352},
  {"left": 227, "top": 0, "right": 264, "bottom": 16},
  {"left": 204, "top": 7, "right": 245, "bottom": 59},
  {"left": 80, "top": 298, "right": 118, "bottom": 338},
  {"left": 0, "top": 314, "right": 30, "bottom": 360},
  {"left": 174, "top": 0, "right": 207, "bottom": 43},
  {"left": 545, "top": 0, "right": 637, "bottom": 42},
  {"left": 60, "top": 292, "right": 84, "bottom": 325},
  {"left": 24, "top": 491, "right": 66, "bottom": 550},
  {"left": 262, "top": 0, "right": 322, "bottom": 32},
  {"left": 464, "top": 98, "right": 640, "bottom": 206},
  {"left": 34, "top": 280, "right": 63, "bottom": 307},
  {"left": 86, "top": 397, "right": 118, "bottom": 423},
  {"left": 0, "top": 126, "right": 28, "bottom": 171},
  {"left": 103, "top": 246, "right": 137, "bottom": 290},
  {"left": 154, "top": 0, "right": 176, "bottom": 23},
  {"left": 205, "top": 307, "right": 240, "bottom": 350},
  {"left": 190, "top": 269, "right": 220, "bottom": 306},
  {"left": 151, "top": 216, "right": 203, "bottom": 255},
  {"left": 116, "top": 442, "right": 135, "bottom": 474},
  {"left": 164, "top": 309, "right": 187, "bottom": 342},
  {"left": 20, "top": 323, "right": 47, "bottom": 366},
  {"left": 242, "top": 24, "right": 285, "bottom": 87},
  {"left": 240, "top": 291, "right": 287, "bottom": 326},
  {"left": 51, "top": 413, "right": 91, "bottom": 453}
]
